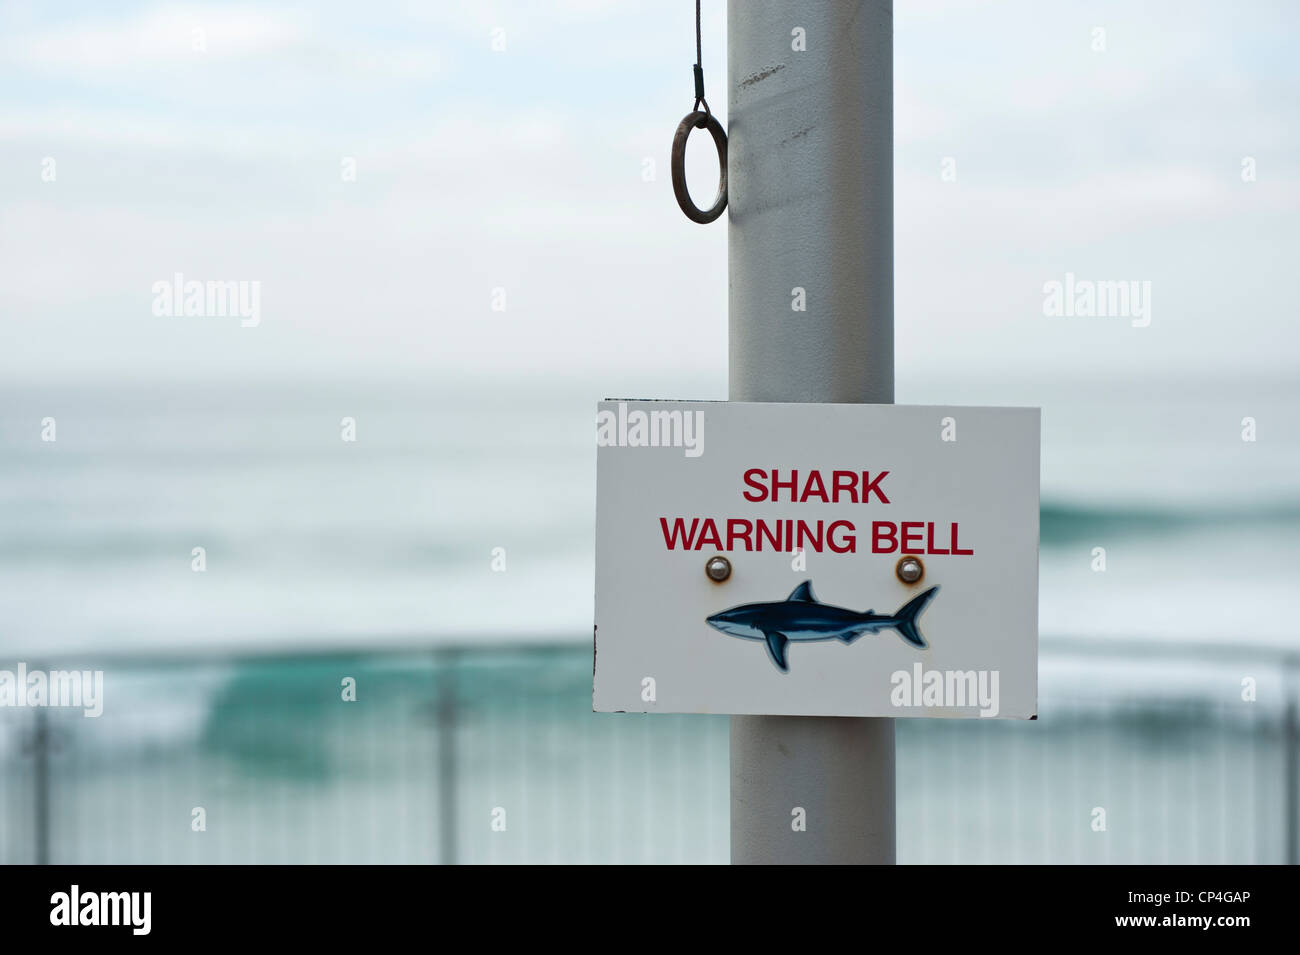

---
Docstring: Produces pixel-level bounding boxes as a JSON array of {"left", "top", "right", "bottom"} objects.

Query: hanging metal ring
[{"left": 671, "top": 110, "right": 727, "bottom": 224}]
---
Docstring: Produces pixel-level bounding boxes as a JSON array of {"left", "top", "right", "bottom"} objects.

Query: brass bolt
[
  {"left": 705, "top": 555, "right": 732, "bottom": 582},
  {"left": 896, "top": 555, "right": 924, "bottom": 584}
]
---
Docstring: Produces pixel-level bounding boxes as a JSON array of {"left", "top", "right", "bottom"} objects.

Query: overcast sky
[{"left": 1, "top": 0, "right": 1297, "bottom": 392}]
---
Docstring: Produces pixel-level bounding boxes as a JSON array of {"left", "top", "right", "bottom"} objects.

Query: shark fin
[
  {"left": 787, "top": 581, "right": 818, "bottom": 603},
  {"left": 891, "top": 586, "right": 939, "bottom": 649},
  {"left": 762, "top": 631, "right": 790, "bottom": 672}
]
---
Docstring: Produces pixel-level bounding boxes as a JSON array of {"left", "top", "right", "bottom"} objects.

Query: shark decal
[{"left": 705, "top": 581, "right": 940, "bottom": 672}]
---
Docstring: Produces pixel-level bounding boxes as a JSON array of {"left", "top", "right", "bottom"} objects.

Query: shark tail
[{"left": 891, "top": 586, "right": 939, "bottom": 649}]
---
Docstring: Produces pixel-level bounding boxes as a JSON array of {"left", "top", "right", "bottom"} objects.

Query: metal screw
[
  {"left": 705, "top": 555, "right": 732, "bottom": 582},
  {"left": 896, "top": 555, "right": 924, "bottom": 584}
]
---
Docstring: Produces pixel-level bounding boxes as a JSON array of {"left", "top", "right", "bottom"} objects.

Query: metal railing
[{"left": 2, "top": 641, "right": 1296, "bottom": 864}]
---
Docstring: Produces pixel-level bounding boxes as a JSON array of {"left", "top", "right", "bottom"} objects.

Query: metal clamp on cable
[{"left": 671, "top": 0, "right": 727, "bottom": 224}]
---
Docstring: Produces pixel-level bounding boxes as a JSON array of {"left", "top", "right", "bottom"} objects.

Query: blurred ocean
[
  {"left": 2, "top": 374, "right": 1297, "bottom": 657},
  {"left": 1, "top": 374, "right": 1298, "bottom": 863}
]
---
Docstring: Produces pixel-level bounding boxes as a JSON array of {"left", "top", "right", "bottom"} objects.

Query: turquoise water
[{"left": 2, "top": 646, "right": 1292, "bottom": 864}]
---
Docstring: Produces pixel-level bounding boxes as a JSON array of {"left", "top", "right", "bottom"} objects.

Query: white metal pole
[{"left": 727, "top": 0, "right": 896, "bottom": 864}]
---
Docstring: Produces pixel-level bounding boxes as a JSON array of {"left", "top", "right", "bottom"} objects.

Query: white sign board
[{"left": 593, "top": 400, "right": 1039, "bottom": 719}]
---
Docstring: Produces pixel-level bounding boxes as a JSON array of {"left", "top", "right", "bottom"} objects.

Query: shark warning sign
[{"left": 593, "top": 400, "right": 1040, "bottom": 718}]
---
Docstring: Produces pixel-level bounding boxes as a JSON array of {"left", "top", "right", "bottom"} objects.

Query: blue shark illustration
[{"left": 705, "top": 581, "right": 940, "bottom": 673}]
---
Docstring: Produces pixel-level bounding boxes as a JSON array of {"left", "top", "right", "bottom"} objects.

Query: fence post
[
  {"left": 437, "top": 649, "right": 459, "bottom": 864},
  {"left": 33, "top": 705, "right": 50, "bottom": 865}
]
